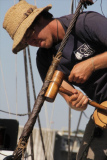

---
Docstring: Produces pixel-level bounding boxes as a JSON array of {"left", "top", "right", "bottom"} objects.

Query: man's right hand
[
  {"left": 59, "top": 80, "right": 89, "bottom": 111},
  {"left": 67, "top": 89, "right": 88, "bottom": 111}
]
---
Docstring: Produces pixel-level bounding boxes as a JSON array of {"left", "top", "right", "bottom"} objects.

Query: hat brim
[{"left": 12, "top": 4, "right": 52, "bottom": 54}]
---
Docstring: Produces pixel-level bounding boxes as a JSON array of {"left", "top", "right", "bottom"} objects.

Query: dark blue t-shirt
[{"left": 36, "top": 11, "right": 107, "bottom": 103}]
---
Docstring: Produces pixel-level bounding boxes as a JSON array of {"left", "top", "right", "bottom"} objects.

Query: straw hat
[{"left": 3, "top": 0, "right": 52, "bottom": 54}]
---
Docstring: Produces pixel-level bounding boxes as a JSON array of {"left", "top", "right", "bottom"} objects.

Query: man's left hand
[{"left": 68, "top": 58, "right": 94, "bottom": 83}]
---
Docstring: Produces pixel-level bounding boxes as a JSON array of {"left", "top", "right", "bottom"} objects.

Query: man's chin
[
  {"left": 39, "top": 40, "right": 53, "bottom": 48},
  {"left": 45, "top": 43, "right": 53, "bottom": 49}
]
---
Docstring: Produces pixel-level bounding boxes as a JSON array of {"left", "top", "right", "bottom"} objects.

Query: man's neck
[
  {"left": 49, "top": 19, "right": 65, "bottom": 43},
  {"left": 57, "top": 19, "right": 65, "bottom": 41}
]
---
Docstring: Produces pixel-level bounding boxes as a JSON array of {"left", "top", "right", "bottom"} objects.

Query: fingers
[
  {"left": 69, "top": 91, "right": 88, "bottom": 110},
  {"left": 68, "top": 59, "right": 94, "bottom": 84},
  {"left": 68, "top": 73, "right": 86, "bottom": 84},
  {"left": 68, "top": 70, "right": 74, "bottom": 82},
  {"left": 75, "top": 94, "right": 88, "bottom": 110},
  {"left": 68, "top": 69, "right": 86, "bottom": 84},
  {"left": 71, "top": 88, "right": 78, "bottom": 94}
]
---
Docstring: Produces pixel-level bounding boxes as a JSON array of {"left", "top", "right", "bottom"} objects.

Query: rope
[
  {"left": 68, "top": 107, "right": 71, "bottom": 160},
  {"left": 70, "top": 111, "right": 83, "bottom": 157},
  {"left": 13, "top": 137, "right": 28, "bottom": 160},
  {"left": 68, "top": 1, "right": 75, "bottom": 159},
  {"left": 44, "top": 102, "right": 55, "bottom": 160},
  {"left": 100, "top": 0, "right": 105, "bottom": 16},
  {"left": 23, "top": 49, "right": 31, "bottom": 115},
  {"left": 0, "top": 152, "right": 32, "bottom": 159},
  {"left": 83, "top": 111, "right": 90, "bottom": 119},
  {"left": 1, "top": 107, "right": 89, "bottom": 120},
  {"left": 14, "top": 0, "right": 16, "bottom": 5},
  {"left": 34, "top": 0, "right": 36, "bottom": 6},
  {"left": 0, "top": 109, "right": 29, "bottom": 116},
  {"left": 27, "top": 46, "right": 47, "bottom": 160},
  {"left": 58, "top": 2, "right": 82, "bottom": 53},
  {"left": 23, "top": 48, "right": 34, "bottom": 160},
  {"left": 15, "top": 55, "right": 18, "bottom": 120},
  {"left": 0, "top": 58, "right": 11, "bottom": 118}
]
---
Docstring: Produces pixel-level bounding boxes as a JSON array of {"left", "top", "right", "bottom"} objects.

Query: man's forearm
[{"left": 92, "top": 51, "right": 107, "bottom": 71}]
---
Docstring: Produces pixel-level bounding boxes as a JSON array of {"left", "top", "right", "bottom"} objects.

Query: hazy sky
[{"left": 0, "top": 0, "right": 107, "bottom": 132}]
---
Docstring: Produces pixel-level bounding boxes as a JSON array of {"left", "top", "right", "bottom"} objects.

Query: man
[{"left": 3, "top": 0, "right": 107, "bottom": 160}]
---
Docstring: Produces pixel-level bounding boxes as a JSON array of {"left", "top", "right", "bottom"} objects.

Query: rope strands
[
  {"left": 57, "top": 2, "right": 82, "bottom": 54},
  {"left": 27, "top": 46, "right": 47, "bottom": 160},
  {"left": 23, "top": 48, "right": 34, "bottom": 160}
]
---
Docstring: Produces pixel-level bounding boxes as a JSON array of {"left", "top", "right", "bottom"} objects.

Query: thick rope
[{"left": 58, "top": 2, "right": 82, "bottom": 53}]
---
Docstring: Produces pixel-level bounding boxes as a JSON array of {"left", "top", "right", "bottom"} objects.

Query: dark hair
[
  {"left": 39, "top": 10, "right": 53, "bottom": 19},
  {"left": 32, "top": 10, "right": 53, "bottom": 26}
]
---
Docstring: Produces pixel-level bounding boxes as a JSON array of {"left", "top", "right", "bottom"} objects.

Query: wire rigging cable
[
  {"left": 23, "top": 48, "right": 34, "bottom": 160},
  {"left": 27, "top": 46, "right": 47, "bottom": 160},
  {"left": 0, "top": 58, "right": 11, "bottom": 118},
  {"left": 15, "top": 55, "right": 18, "bottom": 120},
  {"left": 44, "top": 101, "right": 55, "bottom": 160}
]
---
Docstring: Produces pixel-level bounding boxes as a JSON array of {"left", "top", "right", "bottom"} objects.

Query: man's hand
[
  {"left": 59, "top": 81, "right": 89, "bottom": 111},
  {"left": 68, "top": 58, "right": 94, "bottom": 84},
  {"left": 67, "top": 89, "right": 88, "bottom": 111}
]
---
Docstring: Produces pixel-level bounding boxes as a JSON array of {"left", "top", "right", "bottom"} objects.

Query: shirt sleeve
[
  {"left": 75, "top": 11, "right": 107, "bottom": 49},
  {"left": 36, "top": 48, "right": 53, "bottom": 82}
]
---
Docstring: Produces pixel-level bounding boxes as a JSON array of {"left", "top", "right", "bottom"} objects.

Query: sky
[{"left": 0, "top": 0, "right": 107, "bottom": 133}]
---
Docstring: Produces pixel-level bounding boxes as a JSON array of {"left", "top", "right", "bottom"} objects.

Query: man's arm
[
  {"left": 59, "top": 80, "right": 89, "bottom": 111},
  {"left": 68, "top": 51, "right": 107, "bottom": 84},
  {"left": 92, "top": 51, "right": 107, "bottom": 70}
]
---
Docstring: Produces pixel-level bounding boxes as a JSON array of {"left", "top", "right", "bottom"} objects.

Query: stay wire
[
  {"left": 27, "top": 46, "right": 47, "bottom": 160},
  {"left": 68, "top": 1, "right": 75, "bottom": 159},
  {"left": 100, "top": 0, "right": 105, "bottom": 17},
  {"left": 23, "top": 48, "right": 34, "bottom": 160},
  {"left": 58, "top": 2, "right": 82, "bottom": 53},
  {"left": 15, "top": 55, "right": 18, "bottom": 120},
  {"left": 0, "top": 58, "right": 11, "bottom": 118},
  {"left": 70, "top": 111, "right": 83, "bottom": 158},
  {"left": 0, "top": 109, "right": 29, "bottom": 116}
]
